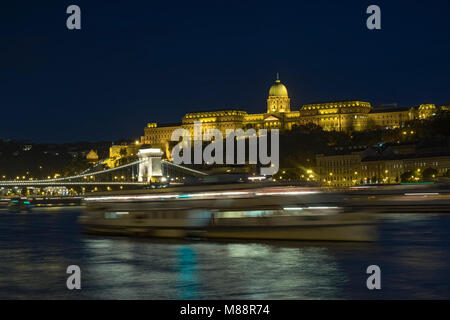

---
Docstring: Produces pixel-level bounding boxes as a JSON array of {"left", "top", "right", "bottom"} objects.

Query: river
[{"left": 1, "top": 207, "right": 449, "bottom": 299}]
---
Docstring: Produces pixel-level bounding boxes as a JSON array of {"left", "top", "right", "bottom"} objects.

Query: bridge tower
[{"left": 137, "top": 148, "right": 164, "bottom": 182}]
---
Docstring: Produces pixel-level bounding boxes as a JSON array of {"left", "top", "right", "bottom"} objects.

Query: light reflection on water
[{"left": 0, "top": 208, "right": 450, "bottom": 299}]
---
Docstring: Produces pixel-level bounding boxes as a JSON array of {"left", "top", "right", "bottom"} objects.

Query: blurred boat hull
[
  {"left": 79, "top": 184, "right": 376, "bottom": 242},
  {"left": 194, "top": 214, "right": 375, "bottom": 242}
]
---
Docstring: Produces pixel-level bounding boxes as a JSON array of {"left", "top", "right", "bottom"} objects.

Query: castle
[{"left": 140, "top": 74, "right": 444, "bottom": 158}]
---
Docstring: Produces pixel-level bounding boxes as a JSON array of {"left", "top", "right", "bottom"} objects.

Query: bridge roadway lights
[{"left": 137, "top": 148, "right": 163, "bottom": 182}]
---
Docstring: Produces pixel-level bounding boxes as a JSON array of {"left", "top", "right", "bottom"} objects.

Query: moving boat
[
  {"left": 7, "top": 198, "right": 33, "bottom": 213},
  {"left": 79, "top": 183, "right": 376, "bottom": 242}
]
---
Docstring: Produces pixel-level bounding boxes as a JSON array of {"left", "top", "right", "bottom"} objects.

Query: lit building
[
  {"left": 140, "top": 75, "right": 445, "bottom": 155},
  {"left": 86, "top": 149, "right": 99, "bottom": 164},
  {"left": 316, "top": 144, "right": 450, "bottom": 187},
  {"left": 316, "top": 150, "right": 364, "bottom": 187},
  {"left": 105, "top": 143, "right": 141, "bottom": 168}
]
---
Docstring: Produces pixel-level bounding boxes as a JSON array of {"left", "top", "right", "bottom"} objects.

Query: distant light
[{"left": 404, "top": 193, "right": 439, "bottom": 196}]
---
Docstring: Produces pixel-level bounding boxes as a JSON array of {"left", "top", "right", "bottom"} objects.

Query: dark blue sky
[{"left": 1, "top": 0, "right": 449, "bottom": 143}]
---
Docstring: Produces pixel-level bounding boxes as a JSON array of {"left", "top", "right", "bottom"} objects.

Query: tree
[
  {"left": 422, "top": 167, "right": 438, "bottom": 181},
  {"left": 119, "top": 148, "right": 127, "bottom": 157},
  {"left": 400, "top": 170, "right": 413, "bottom": 182}
]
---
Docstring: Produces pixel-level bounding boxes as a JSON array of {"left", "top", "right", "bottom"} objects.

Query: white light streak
[{"left": 404, "top": 193, "right": 440, "bottom": 196}]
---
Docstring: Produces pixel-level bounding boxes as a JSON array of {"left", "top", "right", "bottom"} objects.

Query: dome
[
  {"left": 86, "top": 149, "right": 99, "bottom": 162},
  {"left": 268, "top": 74, "right": 288, "bottom": 97}
]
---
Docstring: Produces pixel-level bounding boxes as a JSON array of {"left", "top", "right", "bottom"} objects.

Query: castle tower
[{"left": 267, "top": 73, "right": 290, "bottom": 113}]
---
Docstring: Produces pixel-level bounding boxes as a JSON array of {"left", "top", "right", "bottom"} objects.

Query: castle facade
[{"left": 141, "top": 75, "right": 444, "bottom": 155}]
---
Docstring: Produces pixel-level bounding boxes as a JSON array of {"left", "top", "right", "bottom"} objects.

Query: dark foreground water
[{"left": 1, "top": 207, "right": 450, "bottom": 299}]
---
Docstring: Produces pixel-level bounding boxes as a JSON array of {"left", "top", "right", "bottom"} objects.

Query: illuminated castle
[{"left": 141, "top": 74, "right": 444, "bottom": 155}]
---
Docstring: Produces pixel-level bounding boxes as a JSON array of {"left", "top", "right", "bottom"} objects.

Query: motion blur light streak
[
  {"left": 84, "top": 187, "right": 320, "bottom": 202},
  {"left": 84, "top": 191, "right": 251, "bottom": 202},
  {"left": 255, "top": 191, "right": 319, "bottom": 196},
  {"left": 404, "top": 193, "right": 440, "bottom": 196}
]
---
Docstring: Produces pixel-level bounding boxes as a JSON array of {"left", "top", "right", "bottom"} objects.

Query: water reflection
[
  {"left": 0, "top": 210, "right": 450, "bottom": 299},
  {"left": 176, "top": 246, "right": 198, "bottom": 299}
]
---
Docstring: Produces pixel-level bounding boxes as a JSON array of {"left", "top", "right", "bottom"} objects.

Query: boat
[
  {"left": 79, "top": 183, "right": 377, "bottom": 242},
  {"left": 7, "top": 198, "right": 33, "bottom": 213}
]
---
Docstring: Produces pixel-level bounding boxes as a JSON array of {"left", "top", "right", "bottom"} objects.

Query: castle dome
[
  {"left": 86, "top": 149, "right": 99, "bottom": 163},
  {"left": 268, "top": 73, "right": 288, "bottom": 97}
]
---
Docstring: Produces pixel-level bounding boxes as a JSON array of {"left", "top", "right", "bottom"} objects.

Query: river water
[{"left": 0, "top": 207, "right": 449, "bottom": 299}]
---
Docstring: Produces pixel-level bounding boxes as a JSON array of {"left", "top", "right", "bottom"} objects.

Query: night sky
[{"left": 1, "top": 0, "right": 449, "bottom": 143}]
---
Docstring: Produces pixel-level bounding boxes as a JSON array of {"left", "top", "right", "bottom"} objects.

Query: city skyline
[
  {"left": 2, "top": 1, "right": 450, "bottom": 143},
  {"left": 2, "top": 1, "right": 450, "bottom": 303}
]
